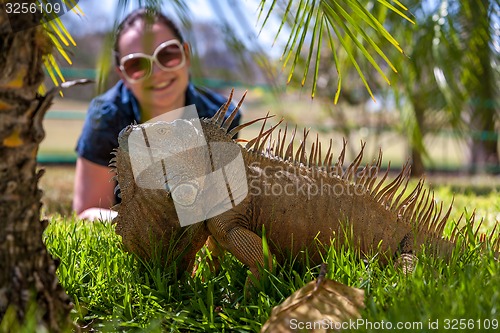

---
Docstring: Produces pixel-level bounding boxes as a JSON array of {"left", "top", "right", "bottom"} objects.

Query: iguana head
[
  {"left": 111, "top": 119, "right": 211, "bottom": 273},
  {"left": 125, "top": 119, "right": 211, "bottom": 205},
  {"left": 111, "top": 91, "right": 249, "bottom": 274}
]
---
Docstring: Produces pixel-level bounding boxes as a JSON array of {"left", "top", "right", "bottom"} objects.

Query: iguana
[{"left": 111, "top": 92, "right": 499, "bottom": 278}]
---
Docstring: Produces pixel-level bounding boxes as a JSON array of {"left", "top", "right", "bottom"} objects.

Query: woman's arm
[{"left": 73, "top": 157, "right": 117, "bottom": 221}]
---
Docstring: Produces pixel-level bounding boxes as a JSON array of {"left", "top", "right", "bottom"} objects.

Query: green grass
[{"left": 40, "top": 185, "right": 500, "bottom": 333}]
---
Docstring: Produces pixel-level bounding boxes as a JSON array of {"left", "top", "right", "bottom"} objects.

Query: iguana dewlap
[{"left": 111, "top": 92, "right": 499, "bottom": 278}]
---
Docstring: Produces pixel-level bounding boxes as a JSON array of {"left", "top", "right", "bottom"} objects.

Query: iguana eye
[{"left": 156, "top": 127, "right": 168, "bottom": 135}]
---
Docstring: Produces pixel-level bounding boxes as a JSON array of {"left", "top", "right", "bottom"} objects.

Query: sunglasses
[{"left": 118, "top": 39, "right": 186, "bottom": 83}]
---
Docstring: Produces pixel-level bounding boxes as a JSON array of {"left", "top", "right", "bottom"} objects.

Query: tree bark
[
  {"left": 407, "top": 95, "right": 427, "bottom": 178},
  {"left": 0, "top": 11, "right": 72, "bottom": 332},
  {"left": 410, "top": 145, "right": 425, "bottom": 177}
]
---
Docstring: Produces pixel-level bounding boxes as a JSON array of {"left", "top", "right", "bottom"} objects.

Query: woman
[{"left": 73, "top": 8, "right": 241, "bottom": 220}]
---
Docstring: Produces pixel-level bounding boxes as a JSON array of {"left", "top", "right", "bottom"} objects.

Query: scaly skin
[{"left": 111, "top": 94, "right": 499, "bottom": 278}]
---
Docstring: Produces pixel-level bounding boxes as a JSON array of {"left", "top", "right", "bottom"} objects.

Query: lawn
[{"left": 34, "top": 173, "right": 500, "bottom": 332}]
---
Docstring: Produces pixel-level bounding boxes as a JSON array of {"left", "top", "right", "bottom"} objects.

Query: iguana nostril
[{"left": 171, "top": 183, "right": 198, "bottom": 206}]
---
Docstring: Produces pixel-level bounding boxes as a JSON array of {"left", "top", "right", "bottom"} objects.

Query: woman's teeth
[{"left": 154, "top": 80, "right": 172, "bottom": 89}]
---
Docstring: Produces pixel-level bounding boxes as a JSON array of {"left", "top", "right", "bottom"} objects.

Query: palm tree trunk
[
  {"left": 410, "top": 103, "right": 425, "bottom": 177},
  {"left": 469, "top": 107, "right": 499, "bottom": 174},
  {"left": 405, "top": 92, "right": 427, "bottom": 178},
  {"left": 468, "top": 60, "right": 499, "bottom": 174},
  {"left": 0, "top": 12, "right": 72, "bottom": 332}
]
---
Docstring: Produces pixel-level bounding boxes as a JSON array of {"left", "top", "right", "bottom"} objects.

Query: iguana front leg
[{"left": 207, "top": 217, "right": 270, "bottom": 279}]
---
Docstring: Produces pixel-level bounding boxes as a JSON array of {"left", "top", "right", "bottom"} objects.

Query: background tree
[
  {"left": 447, "top": 0, "right": 499, "bottom": 173},
  {"left": 389, "top": 0, "right": 499, "bottom": 175},
  {"left": 285, "top": 0, "right": 499, "bottom": 175},
  {"left": 364, "top": 0, "right": 499, "bottom": 175},
  {"left": 382, "top": 1, "right": 455, "bottom": 176}
]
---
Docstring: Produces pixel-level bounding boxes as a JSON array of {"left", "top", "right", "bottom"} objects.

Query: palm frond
[
  {"left": 257, "top": 0, "right": 412, "bottom": 101},
  {"left": 39, "top": 1, "right": 82, "bottom": 93}
]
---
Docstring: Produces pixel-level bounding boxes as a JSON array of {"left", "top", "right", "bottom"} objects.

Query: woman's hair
[{"left": 113, "top": 8, "right": 184, "bottom": 66}]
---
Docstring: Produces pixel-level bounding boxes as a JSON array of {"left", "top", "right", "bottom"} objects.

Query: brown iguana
[{"left": 111, "top": 92, "right": 500, "bottom": 278}]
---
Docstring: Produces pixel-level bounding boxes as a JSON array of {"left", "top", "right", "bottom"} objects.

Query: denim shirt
[{"left": 76, "top": 81, "right": 241, "bottom": 167}]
